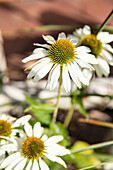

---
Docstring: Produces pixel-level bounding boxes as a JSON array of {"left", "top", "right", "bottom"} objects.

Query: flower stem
[
  {"left": 64, "top": 102, "right": 75, "bottom": 128},
  {"left": 52, "top": 66, "right": 63, "bottom": 123},
  {"left": 96, "top": 10, "right": 113, "bottom": 35}
]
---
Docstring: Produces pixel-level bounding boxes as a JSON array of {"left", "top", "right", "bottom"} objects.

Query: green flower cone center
[
  {"left": 78, "top": 34, "right": 103, "bottom": 57},
  {"left": 48, "top": 39, "right": 76, "bottom": 65},
  {"left": 22, "top": 136, "right": 45, "bottom": 159},
  {"left": 0, "top": 120, "right": 12, "bottom": 136}
]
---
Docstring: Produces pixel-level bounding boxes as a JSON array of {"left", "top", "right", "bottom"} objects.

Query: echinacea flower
[
  {"left": 73, "top": 25, "right": 113, "bottom": 77},
  {"left": 22, "top": 33, "right": 97, "bottom": 92},
  {"left": 1, "top": 122, "right": 70, "bottom": 170},
  {"left": 0, "top": 114, "right": 31, "bottom": 164}
]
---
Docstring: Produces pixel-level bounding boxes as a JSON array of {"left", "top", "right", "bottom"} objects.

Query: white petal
[
  {"left": 39, "top": 158, "right": 50, "bottom": 170},
  {"left": 1, "top": 144, "right": 17, "bottom": 152},
  {"left": 72, "top": 62, "right": 89, "bottom": 85},
  {"left": 42, "top": 35, "right": 55, "bottom": 44},
  {"left": 97, "top": 57, "right": 110, "bottom": 77},
  {"left": 62, "top": 65, "right": 71, "bottom": 92},
  {"left": 93, "top": 64, "right": 102, "bottom": 78},
  {"left": 103, "top": 44, "right": 113, "bottom": 53},
  {"left": 1, "top": 152, "right": 21, "bottom": 168},
  {"left": 22, "top": 49, "right": 48, "bottom": 63},
  {"left": 75, "top": 58, "right": 94, "bottom": 70},
  {"left": 41, "top": 135, "right": 48, "bottom": 141},
  {"left": 77, "top": 53, "right": 98, "bottom": 64},
  {"left": 44, "top": 135, "right": 63, "bottom": 146},
  {"left": 83, "top": 25, "right": 91, "bottom": 35},
  {"left": 32, "top": 159, "right": 39, "bottom": 170},
  {"left": 97, "top": 32, "right": 113, "bottom": 43},
  {"left": 33, "top": 48, "right": 48, "bottom": 55},
  {"left": 26, "top": 160, "right": 32, "bottom": 170},
  {"left": 74, "top": 28, "right": 84, "bottom": 37},
  {"left": 58, "top": 32, "right": 66, "bottom": 39},
  {"left": 27, "top": 58, "right": 50, "bottom": 79},
  {"left": 45, "top": 144, "right": 70, "bottom": 156},
  {"left": 67, "top": 63, "right": 82, "bottom": 88},
  {"left": 76, "top": 46, "right": 91, "bottom": 53},
  {"left": 33, "top": 63, "right": 53, "bottom": 82},
  {"left": 34, "top": 43, "right": 50, "bottom": 49},
  {"left": 12, "top": 115, "right": 31, "bottom": 128},
  {"left": 83, "top": 68, "right": 93, "bottom": 81},
  {"left": 49, "top": 65, "right": 60, "bottom": 90},
  {"left": 24, "top": 123, "right": 33, "bottom": 137},
  {"left": 102, "top": 49, "right": 113, "bottom": 65},
  {"left": 33, "top": 122, "right": 44, "bottom": 138},
  {"left": 14, "top": 158, "right": 27, "bottom": 170},
  {"left": 44, "top": 153, "right": 67, "bottom": 168},
  {"left": 5, "top": 157, "right": 24, "bottom": 170}
]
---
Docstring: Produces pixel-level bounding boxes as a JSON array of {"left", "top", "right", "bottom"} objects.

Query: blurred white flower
[
  {"left": 22, "top": 32, "right": 97, "bottom": 92},
  {"left": 73, "top": 25, "right": 113, "bottom": 77},
  {"left": 1, "top": 122, "right": 70, "bottom": 170},
  {"left": 0, "top": 114, "right": 31, "bottom": 164}
]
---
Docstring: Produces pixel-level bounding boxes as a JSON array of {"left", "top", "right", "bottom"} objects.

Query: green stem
[
  {"left": 52, "top": 66, "right": 63, "bottom": 123},
  {"left": 96, "top": 10, "right": 113, "bottom": 35},
  {"left": 64, "top": 103, "right": 75, "bottom": 128}
]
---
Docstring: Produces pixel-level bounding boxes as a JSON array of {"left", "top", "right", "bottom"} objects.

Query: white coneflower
[
  {"left": 1, "top": 122, "right": 70, "bottom": 170},
  {"left": 73, "top": 25, "right": 113, "bottom": 77},
  {"left": 22, "top": 32, "right": 97, "bottom": 93}
]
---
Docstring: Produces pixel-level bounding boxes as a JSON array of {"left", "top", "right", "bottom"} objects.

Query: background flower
[{"left": 73, "top": 25, "right": 113, "bottom": 77}]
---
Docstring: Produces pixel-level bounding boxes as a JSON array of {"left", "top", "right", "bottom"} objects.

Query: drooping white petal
[
  {"left": 83, "top": 68, "right": 93, "bottom": 81},
  {"left": 1, "top": 144, "right": 17, "bottom": 152},
  {"left": 72, "top": 62, "right": 89, "bottom": 85},
  {"left": 44, "top": 153, "right": 67, "bottom": 168},
  {"left": 103, "top": 44, "right": 113, "bottom": 53},
  {"left": 44, "top": 135, "right": 63, "bottom": 146},
  {"left": 76, "top": 53, "right": 98, "bottom": 64},
  {"left": 33, "top": 48, "right": 48, "bottom": 55},
  {"left": 58, "top": 32, "right": 66, "bottom": 39},
  {"left": 24, "top": 123, "right": 33, "bottom": 137},
  {"left": 33, "top": 62, "right": 53, "bottom": 82},
  {"left": 12, "top": 115, "right": 31, "bottom": 128},
  {"left": 45, "top": 144, "right": 70, "bottom": 156},
  {"left": 33, "top": 122, "right": 44, "bottom": 138},
  {"left": 26, "top": 160, "right": 32, "bottom": 170},
  {"left": 34, "top": 43, "right": 50, "bottom": 49},
  {"left": 14, "top": 158, "right": 27, "bottom": 170},
  {"left": 42, "top": 35, "right": 55, "bottom": 44},
  {"left": 22, "top": 49, "right": 47, "bottom": 63},
  {"left": 1, "top": 152, "right": 21, "bottom": 168},
  {"left": 74, "top": 28, "right": 84, "bottom": 37},
  {"left": 27, "top": 58, "right": 50, "bottom": 79},
  {"left": 93, "top": 64, "right": 102, "bottom": 78},
  {"left": 41, "top": 135, "right": 48, "bottom": 141},
  {"left": 5, "top": 157, "right": 24, "bottom": 170},
  {"left": 76, "top": 46, "right": 91, "bottom": 53},
  {"left": 62, "top": 65, "right": 71, "bottom": 93},
  {"left": 67, "top": 63, "right": 82, "bottom": 88},
  {"left": 83, "top": 25, "right": 91, "bottom": 35},
  {"left": 102, "top": 49, "right": 113, "bottom": 65},
  {"left": 70, "top": 39, "right": 78, "bottom": 45},
  {"left": 75, "top": 58, "right": 94, "bottom": 70},
  {"left": 97, "top": 57, "right": 110, "bottom": 77},
  {"left": 32, "top": 159, "right": 39, "bottom": 170},
  {"left": 49, "top": 64, "right": 60, "bottom": 90},
  {"left": 39, "top": 158, "right": 49, "bottom": 170},
  {"left": 97, "top": 32, "right": 113, "bottom": 43}
]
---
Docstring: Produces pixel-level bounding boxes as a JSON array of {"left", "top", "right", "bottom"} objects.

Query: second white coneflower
[{"left": 22, "top": 32, "right": 97, "bottom": 122}]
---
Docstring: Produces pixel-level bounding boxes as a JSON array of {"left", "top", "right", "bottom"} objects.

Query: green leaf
[
  {"left": 24, "top": 94, "right": 38, "bottom": 105},
  {"left": 30, "top": 103, "right": 54, "bottom": 125},
  {"left": 50, "top": 122, "right": 70, "bottom": 147}
]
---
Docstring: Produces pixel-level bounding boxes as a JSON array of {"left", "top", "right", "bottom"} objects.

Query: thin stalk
[
  {"left": 52, "top": 66, "right": 63, "bottom": 123},
  {"left": 64, "top": 103, "right": 75, "bottom": 128},
  {"left": 96, "top": 10, "right": 113, "bottom": 35}
]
